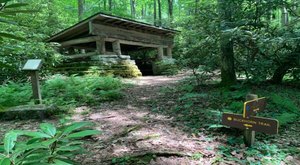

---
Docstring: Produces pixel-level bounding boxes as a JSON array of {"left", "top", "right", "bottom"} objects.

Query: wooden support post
[
  {"left": 157, "top": 46, "right": 164, "bottom": 60},
  {"left": 96, "top": 38, "right": 106, "bottom": 54},
  {"left": 112, "top": 40, "right": 122, "bottom": 55},
  {"left": 167, "top": 46, "right": 172, "bottom": 58},
  {"left": 30, "top": 71, "right": 42, "bottom": 104},
  {"left": 244, "top": 94, "right": 258, "bottom": 147}
]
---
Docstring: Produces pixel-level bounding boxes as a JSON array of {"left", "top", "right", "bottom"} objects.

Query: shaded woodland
[{"left": 0, "top": 0, "right": 299, "bottom": 164}]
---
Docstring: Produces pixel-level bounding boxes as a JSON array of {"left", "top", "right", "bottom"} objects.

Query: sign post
[
  {"left": 222, "top": 94, "right": 278, "bottom": 147},
  {"left": 22, "top": 59, "right": 43, "bottom": 104},
  {"left": 244, "top": 94, "right": 257, "bottom": 147}
]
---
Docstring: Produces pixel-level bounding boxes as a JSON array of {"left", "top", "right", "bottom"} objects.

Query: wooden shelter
[{"left": 47, "top": 12, "right": 178, "bottom": 60}]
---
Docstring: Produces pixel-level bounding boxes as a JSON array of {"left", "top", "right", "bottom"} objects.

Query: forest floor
[
  {"left": 73, "top": 74, "right": 219, "bottom": 165},
  {"left": 0, "top": 73, "right": 299, "bottom": 164}
]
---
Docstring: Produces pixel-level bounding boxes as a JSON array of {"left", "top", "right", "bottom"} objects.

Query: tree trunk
[
  {"left": 104, "top": 0, "right": 107, "bottom": 10},
  {"left": 109, "top": 0, "right": 112, "bottom": 12},
  {"left": 195, "top": 0, "right": 199, "bottom": 14},
  {"left": 271, "top": 65, "right": 290, "bottom": 84},
  {"left": 167, "top": 0, "right": 173, "bottom": 24},
  {"left": 281, "top": 7, "right": 289, "bottom": 26},
  {"left": 154, "top": 0, "right": 157, "bottom": 25},
  {"left": 157, "top": 0, "right": 162, "bottom": 26},
  {"left": 271, "top": 53, "right": 300, "bottom": 83},
  {"left": 218, "top": 0, "right": 237, "bottom": 86},
  {"left": 141, "top": 5, "right": 144, "bottom": 19},
  {"left": 130, "top": 0, "right": 136, "bottom": 18},
  {"left": 78, "top": 0, "right": 84, "bottom": 21}
]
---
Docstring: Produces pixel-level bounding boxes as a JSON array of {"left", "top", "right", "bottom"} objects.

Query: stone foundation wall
[{"left": 53, "top": 55, "right": 142, "bottom": 77}]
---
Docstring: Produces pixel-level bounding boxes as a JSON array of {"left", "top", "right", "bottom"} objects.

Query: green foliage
[
  {"left": 42, "top": 75, "right": 123, "bottom": 106},
  {"left": 0, "top": 82, "right": 31, "bottom": 108},
  {"left": 216, "top": 138, "right": 286, "bottom": 164},
  {"left": 112, "top": 61, "right": 142, "bottom": 78},
  {"left": 0, "top": 121, "right": 100, "bottom": 165},
  {"left": 153, "top": 58, "right": 179, "bottom": 75},
  {"left": 176, "top": 0, "right": 300, "bottom": 84},
  {"left": 0, "top": 75, "right": 123, "bottom": 109},
  {"left": 158, "top": 78, "right": 300, "bottom": 135}
]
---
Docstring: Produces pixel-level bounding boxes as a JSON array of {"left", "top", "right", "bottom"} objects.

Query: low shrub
[
  {"left": 0, "top": 82, "right": 31, "bottom": 108},
  {"left": 0, "top": 75, "right": 124, "bottom": 109},
  {"left": 0, "top": 121, "right": 100, "bottom": 165},
  {"left": 152, "top": 58, "right": 179, "bottom": 75},
  {"left": 112, "top": 61, "right": 142, "bottom": 78},
  {"left": 42, "top": 75, "right": 124, "bottom": 106}
]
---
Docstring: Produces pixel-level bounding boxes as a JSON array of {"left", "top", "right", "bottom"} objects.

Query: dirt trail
[{"left": 75, "top": 75, "right": 219, "bottom": 165}]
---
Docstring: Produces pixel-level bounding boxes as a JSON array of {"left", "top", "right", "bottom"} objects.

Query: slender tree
[
  {"left": 218, "top": 0, "right": 237, "bottom": 86},
  {"left": 130, "top": 0, "right": 136, "bottom": 18},
  {"left": 109, "top": 0, "right": 112, "bottom": 12},
  {"left": 168, "top": 0, "right": 173, "bottom": 24},
  {"left": 104, "top": 0, "right": 107, "bottom": 10},
  {"left": 195, "top": 0, "right": 199, "bottom": 14},
  {"left": 157, "top": 0, "right": 162, "bottom": 26},
  {"left": 154, "top": 0, "right": 157, "bottom": 25},
  {"left": 281, "top": 7, "right": 289, "bottom": 26},
  {"left": 78, "top": 0, "right": 84, "bottom": 21}
]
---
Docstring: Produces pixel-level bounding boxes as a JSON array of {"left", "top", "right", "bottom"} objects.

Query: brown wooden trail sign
[
  {"left": 243, "top": 97, "right": 267, "bottom": 118},
  {"left": 222, "top": 113, "right": 279, "bottom": 135},
  {"left": 222, "top": 95, "right": 279, "bottom": 147}
]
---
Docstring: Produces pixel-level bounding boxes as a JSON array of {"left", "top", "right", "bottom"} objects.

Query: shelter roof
[{"left": 47, "top": 12, "right": 178, "bottom": 42}]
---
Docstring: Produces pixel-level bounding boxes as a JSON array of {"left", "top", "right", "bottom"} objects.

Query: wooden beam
[
  {"left": 105, "top": 38, "right": 167, "bottom": 48},
  {"left": 90, "top": 23, "right": 174, "bottom": 46},
  {"left": 60, "top": 36, "right": 98, "bottom": 47},
  {"left": 65, "top": 52, "right": 98, "bottom": 59}
]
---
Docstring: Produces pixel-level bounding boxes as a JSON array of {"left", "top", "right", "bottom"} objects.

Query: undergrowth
[
  {"left": 156, "top": 77, "right": 300, "bottom": 163},
  {"left": 0, "top": 75, "right": 124, "bottom": 111},
  {"left": 158, "top": 78, "right": 300, "bottom": 132}
]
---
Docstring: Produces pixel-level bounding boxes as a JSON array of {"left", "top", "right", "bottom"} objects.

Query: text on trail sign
[
  {"left": 222, "top": 113, "right": 279, "bottom": 135},
  {"left": 243, "top": 97, "right": 267, "bottom": 118}
]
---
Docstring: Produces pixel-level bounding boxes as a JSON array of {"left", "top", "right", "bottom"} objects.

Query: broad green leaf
[
  {"left": 4, "top": 3, "right": 28, "bottom": 8},
  {"left": 0, "top": 0, "right": 11, "bottom": 3},
  {"left": 21, "top": 151, "right": 49, "bottom": 164},
  {"left": 4, "top": 132, "right": 18, "bottom": 154},
  {"left": 0, "top": 158, "right": 10, "bottom": 165},
  {"left": 57, "top": 145, "right": 81, "bottom": 152},
  {"left": 62, "top": 122, "right": 93, "bottom": 135},
  {"left": 66, "top": 130, "right": 101, "bottom": 139},
  {"left": 40, "top": 123, "right": 56, "bottom": 137},
  {"left": 52, "top": 159, "right": 72, "bottom": 165},
  {"left": 22, "top": 131, "right": 52, "bottom": 138}
]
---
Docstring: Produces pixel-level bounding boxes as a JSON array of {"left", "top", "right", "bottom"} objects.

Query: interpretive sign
[
  {"left": 222, "top": 113, "right": 279, "bottom": 134},
  {"left": 243, "top": 97, "right": 267, "bottom": 118},
  {"left": 22, "top": 59, "right": 43, "bottom": 104},
  {"left": 22, "top": 59, "right": 42, "bottom": 71}
]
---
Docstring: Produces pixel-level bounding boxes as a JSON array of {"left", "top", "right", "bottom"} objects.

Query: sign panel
[
  {"left": 22, "top": 59, "right": 43, "bottom": 71},
  {"left": 243, "top": 97, "right": 267, "bottom": 118},
  {"left": 222, "top": 113, "right": 279, "bottom": 134}
]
